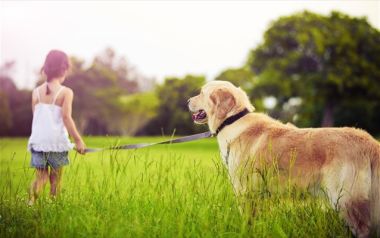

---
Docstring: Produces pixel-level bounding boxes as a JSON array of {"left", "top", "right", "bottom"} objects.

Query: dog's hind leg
[
  {"left": 323, "top": 160, "right": 371, "bottom": 238},
  {"left": 325, "top": 185, "right": 370, "bottom": 237},
  {"left": 342, "top": 198, "right": 370, "bottom": 238}
]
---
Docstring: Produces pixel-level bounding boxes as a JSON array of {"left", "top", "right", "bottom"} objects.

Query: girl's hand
[{"left": 75, "top": 139, "right": 86, "bottom": 154}]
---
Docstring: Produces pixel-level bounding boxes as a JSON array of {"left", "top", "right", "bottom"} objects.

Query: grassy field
[{"left": 0, "top": 137, "right": 351, "bottom": 238}]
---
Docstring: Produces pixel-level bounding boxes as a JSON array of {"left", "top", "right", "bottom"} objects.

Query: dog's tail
[{"left": 370, "top": 146, "right": 380, "bottom": 237}]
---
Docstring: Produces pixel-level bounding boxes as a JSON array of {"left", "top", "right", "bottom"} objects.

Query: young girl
[{"left": 28, "top": 50, "right": 86, "bottom": 205}]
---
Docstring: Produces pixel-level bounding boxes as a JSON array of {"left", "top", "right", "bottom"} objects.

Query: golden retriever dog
[{"left": 188, "top": 80, "right": 380, "bottom": 238}]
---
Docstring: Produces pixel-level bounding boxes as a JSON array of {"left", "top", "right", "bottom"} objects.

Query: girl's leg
[
  {"left": 49, "top": 167, "right": 63, "bottom": 198},
  {"left": 29, "top": 168, "right": 49, "bottom": 205}
]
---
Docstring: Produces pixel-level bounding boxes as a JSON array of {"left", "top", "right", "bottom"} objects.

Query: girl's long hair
[{"left": 41, "top": 50, "right": 69, "bottom": 95}]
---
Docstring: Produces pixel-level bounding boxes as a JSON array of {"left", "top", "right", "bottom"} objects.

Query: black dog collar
[{"left": 215, "top": 108, "right": 250, "bottom": 136}]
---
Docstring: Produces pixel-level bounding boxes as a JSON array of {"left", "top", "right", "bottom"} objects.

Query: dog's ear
[{"left": 210, "top": 88, "right": 236, "bottom": 119}]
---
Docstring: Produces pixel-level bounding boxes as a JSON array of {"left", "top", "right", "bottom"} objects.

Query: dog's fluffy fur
[{"left": 188, "top": 80, "right": 380, "bottom": 238}]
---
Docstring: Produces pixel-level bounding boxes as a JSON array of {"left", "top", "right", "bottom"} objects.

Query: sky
[{"left": 1, "top": 0, "right": 379, "bottom": 89}]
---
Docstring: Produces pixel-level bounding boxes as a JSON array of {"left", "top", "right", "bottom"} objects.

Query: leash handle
[{"left": 84, "top": 131, "right": 213, "bottom": 153}]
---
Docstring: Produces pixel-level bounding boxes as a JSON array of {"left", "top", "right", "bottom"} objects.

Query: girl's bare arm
[
  {"left": 61, "top": 88, "right": 86, "bottom": 154},
  {"left": 31, "top": 89, "right": 38, "bottom": 113}
]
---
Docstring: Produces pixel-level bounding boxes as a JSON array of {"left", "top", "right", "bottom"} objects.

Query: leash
[
  {"left": 84, "top": 108, "right": 250, "bottom": 153},
  {"left": 84, "top": 131, "right": 213, "bottom": 153}
]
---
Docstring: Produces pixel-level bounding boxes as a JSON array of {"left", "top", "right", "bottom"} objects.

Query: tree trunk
[{"left": 321, "top": 101, "right": 334, "bottom": 127}]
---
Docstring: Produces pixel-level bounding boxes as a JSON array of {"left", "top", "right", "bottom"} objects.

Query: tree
[
  {"left": 62, "top": 48, "right": 155, "bottom": 135},
  {"left": 1, "top": 66, "right": 32, "bottom": 136},
  {"left": 140, "top": 75, "right": 207, "bottom": 135},
  {"left": 248, "top": 11, "right": 380, "bottom": 133},
  {"left": 0, "top": 91, "right": 12, "bottom": 135},
  {"left": 8, "top": 89, "right": 32, "bottom": 136},
  {"left": 120, "top": 92, "right": 159, "bottom": 135},
  {"left": 92, "top": 47, "right": 154, "bottom": 93}
]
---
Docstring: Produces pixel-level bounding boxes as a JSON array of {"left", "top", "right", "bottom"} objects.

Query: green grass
[{"left": 0, "top": 137, "right": 351, "bottom": 238}]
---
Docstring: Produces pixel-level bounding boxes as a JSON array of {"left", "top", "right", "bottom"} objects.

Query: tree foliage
[
  {"left": 140, "top": 75, "right": 207, "bottom": 135},
  {"left": 0, "top": 71, "right": 32, "bottom": 136},
  {"left": 0, "top": 91, "right": 12, "bottom": 136},
  {"left": 120, "top": 92, "right": 159, "bottom": 135},
  {"left": 62, "top": 48, "right": 154, "bottom": 135},
  {"left": 248, "top": 11, "right": 380, "bottom": 133}
]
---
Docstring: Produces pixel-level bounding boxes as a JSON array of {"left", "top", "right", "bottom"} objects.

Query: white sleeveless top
[{"left": 27, "top": 85, "right": 74, "bottom": 152}]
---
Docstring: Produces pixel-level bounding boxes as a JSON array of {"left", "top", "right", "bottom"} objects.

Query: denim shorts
[{"left": 30, "top": 149, "right": 69, "bottom": 169}]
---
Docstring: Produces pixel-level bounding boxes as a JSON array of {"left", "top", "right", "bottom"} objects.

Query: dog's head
[{"left": 188, "top": 80, "right": 255, "bottom": 133}]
